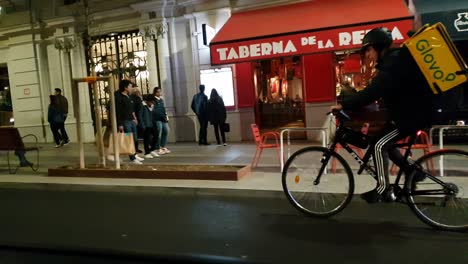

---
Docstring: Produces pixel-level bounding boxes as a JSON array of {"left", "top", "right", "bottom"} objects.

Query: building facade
[
  {"left": 0, "top": 0, "right": 466, "bottom": 144},
  {"left": 1, "top": 0, "right": 295, "bottom": 143}
]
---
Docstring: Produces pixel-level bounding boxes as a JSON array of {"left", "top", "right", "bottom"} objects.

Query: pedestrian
[
  {"left": 130, "top": 87, "right": 143, "bottom": 154},
  {"left": 191, "top": 84, "right": 209, "bottom": 145},
  {"left": 330, "top": 28, "right": 433, "bottom": 203},
  {"left": 139, "top": 94, "right": 160, "bottom": 159},
  {"left": 14, "top": 150, "right": 33, "bottom": 167},
  {"left": 115, "top": 80, "right": 144, "bottom": 164},
  {"left": 102, "top": 87, "right": 116, "bottom": 162},
  {"left": 54, "top": 88, "right": 70, "bottom": 145},
  {"left": 207, "top": 88, "right": 227, "bottom": 146},
  {"left": 48, "top": 95, "right": 67, "bottom": 148},
  {"left": 152, "top": 87, "right": 171, "bottom": 155}
]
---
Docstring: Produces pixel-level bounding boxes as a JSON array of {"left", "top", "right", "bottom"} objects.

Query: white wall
[{"left": 7, "top": 35, "right": 47, "bottom": 142}]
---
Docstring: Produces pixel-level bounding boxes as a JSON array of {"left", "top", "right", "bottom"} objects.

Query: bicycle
[{"left": 282, "top": 110, "right": 468, "bottom": 231}]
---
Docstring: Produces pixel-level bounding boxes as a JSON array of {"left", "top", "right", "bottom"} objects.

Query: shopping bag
[
  {"left": 108, "top": 132, "right": 135, "bottom": 155},
  {"left": 222, "top": 123, "right": 230, "bottom": 133}
]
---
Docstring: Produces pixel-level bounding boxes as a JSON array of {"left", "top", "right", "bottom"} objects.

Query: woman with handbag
[{"left": 207, "top": 89, "right": 227, "bottom": 146}]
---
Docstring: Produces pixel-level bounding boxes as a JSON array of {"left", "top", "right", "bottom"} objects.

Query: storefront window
[
  {"left": 335, "top": 50, "right": 376, "bottom": 101},
  {"left": 254, "top": 57, "right": 305, "bottom": 130},
  {"left": 200, "top": 67, "right": 235, "bottom": 107}
]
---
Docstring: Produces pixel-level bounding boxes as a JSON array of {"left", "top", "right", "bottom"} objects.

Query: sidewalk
[
  {"left": 1, "top": 141, "right": 467, "bottom": 194},
  {"left": 0, "top": 142, "right": 287, "bottom": 191}
]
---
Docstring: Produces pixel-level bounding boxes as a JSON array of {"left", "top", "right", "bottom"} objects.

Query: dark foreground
[{"left": 0, "top": 183, "right": 466, "bottom": 264}]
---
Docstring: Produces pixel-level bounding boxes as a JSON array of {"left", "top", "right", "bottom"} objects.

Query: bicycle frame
[
  {"left": 319, "top": 111, "right": 453, "bottom": 195},
  {"left": 316, "top": 111, "right": 414, "bottom": 191},
  {"left": 285, "top": 110, "right": 468, "bottom": 231}
]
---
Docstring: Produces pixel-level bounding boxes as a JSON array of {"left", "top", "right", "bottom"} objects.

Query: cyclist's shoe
[
  {"left": 382, "top": 189, "right": 397, "bottom": 203},
  {"left": 361, "top": 189, "right": 381, "bottom": 203},
  {"left": 361, "top": 188, "right": 395, "bottom": 203}
]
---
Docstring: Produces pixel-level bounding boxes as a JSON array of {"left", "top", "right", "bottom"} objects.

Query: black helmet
[{"left": 361, "top": 28, "right": 393, "bottom": 54}]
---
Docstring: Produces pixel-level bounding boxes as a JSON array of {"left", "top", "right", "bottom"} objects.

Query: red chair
[
  {"left": 332, "top": 122, "right": 369, "bottom": 173},
  {"left": 390, "top": 130, "right": 433, "bottom": 175},
  {"left": 250, "top": 124, "right": 281, "bottom": 168}
]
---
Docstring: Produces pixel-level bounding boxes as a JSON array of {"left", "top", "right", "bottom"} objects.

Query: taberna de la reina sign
[{"left": 210, "top": 20, "right": 413, "bottom": 65}]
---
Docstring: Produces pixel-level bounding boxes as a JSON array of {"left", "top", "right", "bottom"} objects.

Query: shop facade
[
  {"left": 2, "top": 0, "right": 464, "bottom": 144},
  {"left": 0, "top": 0, "right": 272, "bottom": 143},
  {"left": 210, "top": 0, "right": 415, "bottom": 138}
]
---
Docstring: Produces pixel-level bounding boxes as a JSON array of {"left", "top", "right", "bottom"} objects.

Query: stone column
[
  {"left": 7, "top": 35, "right": 47, "bottom": 141},
  {"left": 140, "top": 21, "right": 178, "bottom": 142},
  {"left": 51, "top": 33, "right": 94, "bottom": 142}
]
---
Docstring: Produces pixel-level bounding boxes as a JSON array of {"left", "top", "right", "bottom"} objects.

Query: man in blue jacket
[
  {"left": 331, "top": 28, "right": 433, "bottom": 203},
  {"left": 191, "top": 84, "right": 209, "bottom": 145}
]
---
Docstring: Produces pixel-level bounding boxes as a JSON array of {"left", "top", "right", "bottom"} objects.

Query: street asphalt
[{"left": 0, "top": 183, "right": 466, "bottom": 264}]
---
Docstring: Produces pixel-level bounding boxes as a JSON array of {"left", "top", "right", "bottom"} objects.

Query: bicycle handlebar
[{"left": 327, "top": 110, "right": 351, "bottom": 121}]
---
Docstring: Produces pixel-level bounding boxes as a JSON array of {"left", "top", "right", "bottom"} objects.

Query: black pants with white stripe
[{"left": 371, "top": 123, "right": 411, "bottom": 194}]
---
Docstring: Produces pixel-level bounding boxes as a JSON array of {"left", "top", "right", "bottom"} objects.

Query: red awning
[{"left": 210, "top": 0, "right": 414, "bottom": 65}]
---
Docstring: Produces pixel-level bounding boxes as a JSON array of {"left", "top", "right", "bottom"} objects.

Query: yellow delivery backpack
[{"left": 402, "top": 22, "right": 468, "bottom": 95}]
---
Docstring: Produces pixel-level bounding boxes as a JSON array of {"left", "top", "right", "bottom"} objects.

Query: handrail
[
  {"left": 428, "top": 124, "right": 467, "bottom": 177},
  {"left": 429, "top": 125, "right": 468, "bottom": 149},
  {"left": 280, "top": 127, "right": 328, "bottom": 171}
]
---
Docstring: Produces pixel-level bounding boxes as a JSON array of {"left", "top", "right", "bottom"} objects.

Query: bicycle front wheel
[
  {"left": 282, "top": 147, "right": 354, "bottom": 217},
  {"left": 406, "top": 149, "right": 468, "bottom": 231}
]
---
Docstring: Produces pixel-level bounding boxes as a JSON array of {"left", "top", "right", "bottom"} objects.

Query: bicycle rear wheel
[
  {"left": 282, "top": 146, "right": 354, "bottom": 217},
  {"left": 406, "top": 149, "right": 468, "bottom": 231}
]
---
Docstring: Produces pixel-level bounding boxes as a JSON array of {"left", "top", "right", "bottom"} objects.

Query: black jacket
[
  {"left": 341, "top": 48, "right": 433, "bottom": 135},
  {"left": 207, "top": 97, "right": 226, "bottom": 124},
  {"left": 191, "top": 92, "right": 208, "bottom": 118},
  {"left": 55, "top": 94, "right": 68, "bottom": 115},
  {"left": 139, "top": 104, "right": 154, "bottom": 129},
  {"left": 48, "top": 105, "right": 65, "bottom": 123},
  {"left": 115, "top": 91, "right": 134, "bottom": 127},
  {"left": 130, "top": 94, "right": 143, "bottom": 119},
  {"left": 153, "top": 97, "right": 168, "bottom": 123}
]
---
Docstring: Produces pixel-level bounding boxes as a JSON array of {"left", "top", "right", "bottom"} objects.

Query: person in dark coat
[
  {"left": 130, "top": 87, "right": 143, "bottom": 153},
  {"left": 139, "top": 94, "right": 159, "bottom": 158},
  {"left": 115, "top": 80, "right": 143, "bottom": 164},
  {"left": 152, "top": 87, "right": 171, "bottom": 155},
  {"left": 54, "top": 88, "right": 69, "bottom": 145},
  {"left": 48, "top": 95, "right": 66, "bottom": 148},
  {"left": 191, "top": 84, "right": 209, "bottom": 145},
  {"left": 331, "top": 28, "right": 433, "bottom": 203},
  {"left": 207, "top": 89, "right": 227, "bottom": 146}
]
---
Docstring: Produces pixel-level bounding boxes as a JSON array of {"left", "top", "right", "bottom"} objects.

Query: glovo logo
[{"left": 415, "top": 39, "right": 457, "bottom": 82}]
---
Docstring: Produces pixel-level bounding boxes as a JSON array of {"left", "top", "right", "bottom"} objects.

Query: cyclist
[{"left": 330, "top": 28, "right": 433, "bottom": 203}]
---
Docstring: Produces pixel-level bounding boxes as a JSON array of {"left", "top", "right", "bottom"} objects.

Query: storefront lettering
[
  {"left": 216, "top": 40, "right": 298, "bottom": 61},
  {"left": 416, "top": 39, "right": 456, "bottom": 82},
  {"left": 318, "top": 39, "right": 334, "bottom": 49},
  {"left": 301, "top": 36, "right": 317, "bottom": 46},
  {"left": 302, "top": 35, "right": 334, "bottom": 49},
  {"left": 262, "top": 43, "right": 272, "bottom": 55},
  {"left": 338, "top": 27, "right": 404, "bottom": 46},
  {"left": 211, "top": 21, "right": 413, "bottom": 64},
  {"left": 391, "top": 27, "right": 404, "bottom": 41},
  {"left": 339, "top": 30, "right": 367, "bottom": 46}
]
